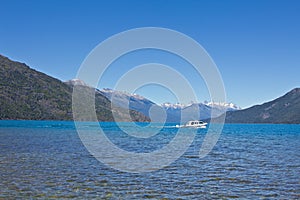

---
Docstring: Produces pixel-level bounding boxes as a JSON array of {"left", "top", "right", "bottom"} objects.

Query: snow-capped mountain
[
  {"left": 160, "top": 102, "right": 240, "bottom": 122},
  {"left": 162, "top": 101, "right": 240, "bottom": 111},
  {"left": 204, "top": 101, "right": 241, "bottom": 111},
  {"left": 65, "top": 81, "right": 240, "bottom": 122},
  {"left": 161, "top": 102, "right": 187, "bottom": 109},
  {"left": 65, "top": 79, "right": 90, "bottom": 87},
  {"left": 99, "top": 88, "right": 156, "bottom": 117},
  {"left": 100, "top": 88, "right": 240, "bottom": 122},
  {"left": 101, "top": 88, "right": 148, "bottom": 101}
]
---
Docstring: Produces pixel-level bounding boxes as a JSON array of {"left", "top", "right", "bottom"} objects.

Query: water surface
[{"left": 0, "top": 121, "right": 299, "bottom": 199}]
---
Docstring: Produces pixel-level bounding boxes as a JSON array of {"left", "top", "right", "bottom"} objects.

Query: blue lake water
[{"left": 0, "top": 120, "right": 299, "bottom": 199}]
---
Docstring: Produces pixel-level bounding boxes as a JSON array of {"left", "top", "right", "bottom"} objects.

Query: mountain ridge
[
  {"left": 1, "top": 54, "right": 299, "bottom": 124},
  {"left": 99, "top": 87, "right": 240, "bottom": 123},
  {"left": 0, "top": 55, "right": 149, "bottom": 122},
  {"left": 217, "top": 88, "right": 300, "bottom": 124}
]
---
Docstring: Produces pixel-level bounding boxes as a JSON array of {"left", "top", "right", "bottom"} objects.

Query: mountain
[
  {"left": 220, "top": 88, "right": 300, "bottom": 124},
  {"left": 162, "top": 103, "right": 211, "bottom": 122},
  {"left": 161, "top": 101, "right": 240, "bottom": 111},
  {"left": 0, "top": 55, "right": 149, "bottom": 122},
  {"left": 162, "top": 102, "right": 240, "bottom": 122},
  {"left": 99, "top": 88, "right": 156, "bottom": 117},
  {"left": 100, "top": 88, "right": 240, "bottom": 123},
  {"left": 204, "top": 101, "right": 240, "bottom": 111}
]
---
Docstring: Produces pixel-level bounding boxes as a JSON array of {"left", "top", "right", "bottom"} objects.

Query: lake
[{"left": 0, "top": 121, "right": 299, "bottom": 199}]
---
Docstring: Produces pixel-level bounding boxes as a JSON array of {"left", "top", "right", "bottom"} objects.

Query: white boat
[{"left": 175, "top": 120, "right": 207, "bottom": 129}]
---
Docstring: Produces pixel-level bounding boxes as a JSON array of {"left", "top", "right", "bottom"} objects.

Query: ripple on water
[{"left": 0, "top": 123, "right": 300, "bottom": 199}]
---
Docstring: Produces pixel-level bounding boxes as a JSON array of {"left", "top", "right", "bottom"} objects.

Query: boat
[{"left": 175, "top": 120, "right": 207, "bottom": 129}]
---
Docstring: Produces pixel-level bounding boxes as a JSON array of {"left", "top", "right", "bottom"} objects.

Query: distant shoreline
[{"left": 0, "top": 119, "right": 299, "bottom": 125}]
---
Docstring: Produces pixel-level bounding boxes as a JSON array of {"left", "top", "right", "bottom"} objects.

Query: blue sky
[{"left": 1, "top": 0, "right": 299, "bottom": 108}]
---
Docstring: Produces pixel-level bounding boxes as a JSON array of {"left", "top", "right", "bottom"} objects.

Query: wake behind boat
[{"left": 176, "top": 120, "right": 207, "bottom": 129}]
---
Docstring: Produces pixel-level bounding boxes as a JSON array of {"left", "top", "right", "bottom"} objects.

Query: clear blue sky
[{"left": 1, "top": 0, "right": 299, "bottom": 108}]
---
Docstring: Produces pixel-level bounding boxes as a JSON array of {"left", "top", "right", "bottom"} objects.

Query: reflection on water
[{"left": 0, "top": 121, "right": 299, "bottom": 199}]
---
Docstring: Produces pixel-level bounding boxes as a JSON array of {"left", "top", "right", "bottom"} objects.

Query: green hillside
[
  {"left": 0, "top": 55, "right": 149, "bottom": 122},
  {"left": 223, "top": 88, "right": 300, "bottom": 124}
]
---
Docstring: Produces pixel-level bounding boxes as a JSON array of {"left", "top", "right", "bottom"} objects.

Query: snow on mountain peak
[
  {"left": 100, "top": 88, "right": 147, "bottom": 101},
  {"left": 88, "top": 87, "right": 241, "bottom": 111},
  {"left": 205, "top": 101, "right": 241, "bottom": 110},
  {"left": 161, "top": 102, "right": 186, "bottom": 109},
  {"left": 65, "top": 79, "right": 89, "bottom": 87},
  {"left": 161, "top": 101, "right": 240, "bottom": 110}
]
